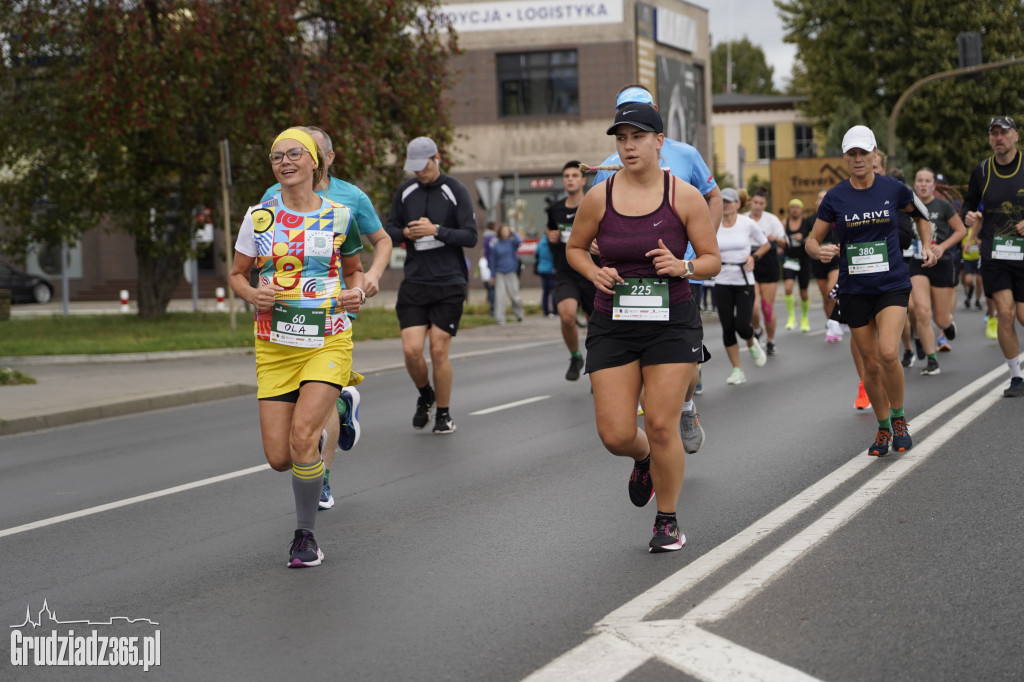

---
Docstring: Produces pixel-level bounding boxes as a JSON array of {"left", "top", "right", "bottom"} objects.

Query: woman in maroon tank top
[{"left": 566, "top": 103, "right": 720, "bottom": 553}]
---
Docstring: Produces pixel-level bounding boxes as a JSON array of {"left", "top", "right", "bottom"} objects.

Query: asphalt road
[{"left": 2, "top": 311, "right": 1022, "bottom": 681}]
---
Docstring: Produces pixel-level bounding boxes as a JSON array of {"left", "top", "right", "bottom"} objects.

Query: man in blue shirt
[{"left": 261, "top": 126, "right": 392, "bottom": 510}]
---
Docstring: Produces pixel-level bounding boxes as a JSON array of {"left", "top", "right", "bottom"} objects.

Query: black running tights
[{"left": 715, "top": 284, "right": 756, "bottom": 347}]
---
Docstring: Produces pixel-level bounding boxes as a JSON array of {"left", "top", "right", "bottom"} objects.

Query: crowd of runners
[{"left": 229, "top": 88, "right": 1024, "bottom": 565}]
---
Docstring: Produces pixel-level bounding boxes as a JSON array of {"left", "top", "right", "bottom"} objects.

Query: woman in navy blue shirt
[{"left": 805, "top": 126, "right": 935, "bottom": 457}]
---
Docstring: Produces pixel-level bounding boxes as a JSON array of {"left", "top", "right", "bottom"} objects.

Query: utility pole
[{"left": 219, "top": 139, "right": 237, "bottom": 334}]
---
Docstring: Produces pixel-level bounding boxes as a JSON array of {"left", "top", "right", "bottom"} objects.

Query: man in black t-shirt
[
  {"left": 546, "top": 160, "right": 596, "bottom": 381},
  {"left": 962, "top": 116, "right": 1024, "bottom": 397}
]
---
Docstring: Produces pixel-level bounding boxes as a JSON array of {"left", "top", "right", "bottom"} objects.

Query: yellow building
[{"left": 712, "top": 93, "right": 821, "bottom": 192}]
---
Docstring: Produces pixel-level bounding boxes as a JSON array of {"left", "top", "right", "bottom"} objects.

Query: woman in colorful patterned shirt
[{"left": 229, "top": 127, "right": 366, "bottom": 568}]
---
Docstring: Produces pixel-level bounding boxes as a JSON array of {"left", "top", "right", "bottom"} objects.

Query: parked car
[{"left": 0, "top": 260, "right": 54, "bottom": 304}]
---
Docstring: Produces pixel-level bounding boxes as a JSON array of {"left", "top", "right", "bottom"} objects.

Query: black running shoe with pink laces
[
  {"left": 649, "top": 517, "right": 685, "bottom": 553},
  {"left": 628, "top": 459, "right": 654, "bottom": 507}
]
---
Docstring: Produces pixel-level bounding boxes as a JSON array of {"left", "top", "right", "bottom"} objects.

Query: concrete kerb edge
[
  {"left": 0, "top": 347, "right": 254, "bottom": 366},
  {"left": 0, "top": 384, "right": 257, "bottom": 437},
  {"left": 0, "top": 336, "right": 563, "bottom": 437}
]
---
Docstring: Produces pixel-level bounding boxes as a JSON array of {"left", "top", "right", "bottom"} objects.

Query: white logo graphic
[
  {"left": 622, "top": 109, "right": 638, "bottom": 116},
  {"left": 654, "top": 220, "right": 664, "bottom": 227},
  {"left": 304, "top": 230, "right": 333, "bottom": 258},
  {"left": 884, "top": 200, "right": 890, "bottom": 205},
  {"left": 565, "top": 212, "right": 576, "bottom": 219},
  {"left": 691, "top": 346, "right": 700, "bottom": 353},
  {"left": 10, "top": 600, "right": 160, "bottom": 671}
]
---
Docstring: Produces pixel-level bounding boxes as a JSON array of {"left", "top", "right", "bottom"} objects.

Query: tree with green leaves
[
  {"left": 711, "top": 38, "right": 778, "bottom": 95},
  {"left": 776, "top": 0, "right": 1024, "bottom": 184},
  {"left": 0, "top": 0, "right": 457, "bottom": 317}
]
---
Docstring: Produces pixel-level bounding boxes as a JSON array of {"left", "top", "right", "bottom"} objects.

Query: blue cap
[{"left": 616, "top": 87, "right": 654, "bottom": 109}]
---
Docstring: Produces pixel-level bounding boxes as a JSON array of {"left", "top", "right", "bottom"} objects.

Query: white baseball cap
[{"left": 842, "top": 125, "right": 877, "bottom": 153}]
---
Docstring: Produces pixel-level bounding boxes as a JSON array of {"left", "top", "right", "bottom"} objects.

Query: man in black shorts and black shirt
[
  {"left": 385, "top": 136, "right": 478, "bottom": 431},
  {"left": 962, "top": 116, "right": 1024, "bottom": 397},
  {"left": 547, "top": 160, "right": 597, "bottom": 381}
]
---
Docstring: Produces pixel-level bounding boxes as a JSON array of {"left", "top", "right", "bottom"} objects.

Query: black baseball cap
[
  {"left": 607, "top": 104, "right": 663, "bottom": 135},
  {"left": 988, "top": 116, "right": 1016, "bottom": 131}
]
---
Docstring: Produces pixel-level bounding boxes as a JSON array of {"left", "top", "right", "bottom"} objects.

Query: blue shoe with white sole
[{"left": 337, "top": 386, "right": 361, "bottom": 451}]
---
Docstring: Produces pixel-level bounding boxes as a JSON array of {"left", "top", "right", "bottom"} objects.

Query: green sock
[
  {"left": 323, "top": 468, "right": 331, "bottom": 485},
  {"left": 337, "top": 400, "right": 348, "bottom": 417},
  {"left": 801, "top": 298, "right": 809, "bottom": 315},
  {"left": 890, "top": 407, "right": 904, "bottom": 420},
  {"left": 571, "top": 350, "right": 582, "bottom": 359},
  {"left": 927, "top": 353, "right": 937, "bottom": 361},
  {"left": 784, "top": 294, "right": 795, "bottom": 316},
  {"left": 878, "top": 418, "right": 892, "bottom": 431}
]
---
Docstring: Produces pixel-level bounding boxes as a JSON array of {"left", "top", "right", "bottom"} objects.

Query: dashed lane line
[
  {"left": 469, "top": 395, "right": 551, "bottom": 415},
  {"left": 0, "top": 465, "right": 271, "bottom": 539}
]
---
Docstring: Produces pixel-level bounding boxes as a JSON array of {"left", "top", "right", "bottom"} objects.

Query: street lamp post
[{"left": 887, "top": 56, "right": 1024, "bottom": 164}]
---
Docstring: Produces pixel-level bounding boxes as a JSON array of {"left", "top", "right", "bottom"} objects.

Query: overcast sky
[{"left": 695, "top": 0, "right": 797, "bottom": 91}]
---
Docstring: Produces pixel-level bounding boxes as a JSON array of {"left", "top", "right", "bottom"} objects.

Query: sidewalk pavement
[{"left": 0, "top": 287, "right": 567, "bottom": 436}]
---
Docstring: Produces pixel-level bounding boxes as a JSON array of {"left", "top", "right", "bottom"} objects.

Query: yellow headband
[
  {"left": 272, "top": 128, "right": 318, "bottom": 165},
  {"left": 788, "top": 198, "right": 804, "bottom": 208}
]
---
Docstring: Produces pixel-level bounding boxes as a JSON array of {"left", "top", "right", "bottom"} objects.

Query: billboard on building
[
  {"left": 434, "top": 0, "right": 623, "bottom": 32},
  {"left": 770, "top": 157, "right": 849, "bottom": 215},
  {"left": 657, "top": 57, "right": 701, "bottom": 147}
]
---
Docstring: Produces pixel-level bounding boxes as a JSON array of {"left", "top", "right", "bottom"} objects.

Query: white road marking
[
  {"left": 0, "top": 464, "right": 270, "bottom": 539},
  {"left": 469, "top": 395, "right": 550, "bottom": 415},
  {"left": 525, "top": 357, "right": 1017, "bottom": 681}
]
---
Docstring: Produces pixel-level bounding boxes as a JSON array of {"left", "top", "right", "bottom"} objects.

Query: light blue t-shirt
[
  {"left": 261, "top": 176, "right": 382, "bottom": 236},
  {"left": 593, "top": 138, "right": 717, "bottom": 267}
]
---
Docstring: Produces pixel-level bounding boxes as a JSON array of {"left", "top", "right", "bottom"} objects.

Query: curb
[
  {"left": 0, "top": 348, "right": 253, "bottom": 367},
  {"left": 0, "top": 384, "right": 256, "bottom": 437}
]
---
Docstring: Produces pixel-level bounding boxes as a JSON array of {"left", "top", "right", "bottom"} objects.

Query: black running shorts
[
  {"left": 753, "top": 249, "right": 781, "bottom": 284},
  {"left": 553, "top": 271, "right": 596, "bottom": 316},
  {"left": 961, "top": 259, "right": 980, "bottom": 275},
  {"left": 980, "top": 258, "right": 1024, "bottom": 302},
  {"left": 908, "top": 258, "right": 957, "bottom": 288},
  {"left": 838, "top": 288, "right": 911, "bottom": 328},
  {"left": 810, "top": 257, "right": 839, "bottom": 279},
  {"left": 395, "top": 281, "right": 466, "bottom": 335},
  {"left": 585, "top": 301, "right": 708, "bottom": 373}
]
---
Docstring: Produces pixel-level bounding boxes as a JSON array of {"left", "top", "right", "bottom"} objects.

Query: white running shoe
[
  {"left": 749, "top": 338, "right": 767, "bottom": 367},
  {"left": 726, "top": 367, "right": 747, "bottom": 385}
]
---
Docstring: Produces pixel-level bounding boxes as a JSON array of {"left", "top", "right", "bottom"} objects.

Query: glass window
[
  {"left": 757, "top": 125, "right": 776, "bottom": 161},
  {"left": 497, "top": 50, "right": 579, "bottom": 117},
  {"left": 795, "top": 124, "right": 815, "bottom": 157}
]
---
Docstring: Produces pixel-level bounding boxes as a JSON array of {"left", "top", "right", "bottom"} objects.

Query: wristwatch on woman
[{"left": 683, "top": 260, "right": 695, "bottom": 278}]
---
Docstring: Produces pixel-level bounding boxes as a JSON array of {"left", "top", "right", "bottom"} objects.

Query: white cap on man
[{"left": 842, "top": 125, "right": 877, "bottom": 153}]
